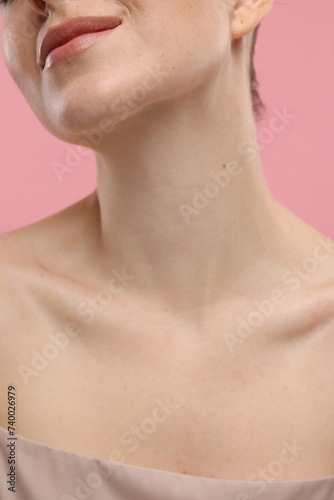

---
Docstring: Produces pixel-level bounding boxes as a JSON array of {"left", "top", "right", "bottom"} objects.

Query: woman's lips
[
  {"left": 44, "top": 28, "right": 116, "bottom": 69},
  {"left": 39, "top": 15, "right": 122, "bottom": 69}
]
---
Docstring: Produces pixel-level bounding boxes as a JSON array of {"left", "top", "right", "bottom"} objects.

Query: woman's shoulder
[
  {"left": 0, "top": 229, "right": 27, "bottom": 291},
  {"left": 0, "top": 232, "right": 27, "bottom": 385},
  {"left": 0, "top": 219, "right": 63, "bottom": 338},
  {"left": 0, "top": 196, "right": 94, "bottom": 335},
  {"left": 0, "top": 221, "right": 67, "bottom": 389},
  {"left": 0, "top": 223, "right": 43, "bottom": 278},
  {"left": 0, "top": 195, "right": 92, "bottom": 271},
  {"left": 0, "top": 228, "right": 39, "bottom": 329}
]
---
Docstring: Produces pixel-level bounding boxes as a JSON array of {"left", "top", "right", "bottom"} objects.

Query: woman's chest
[{"left": 4, "top": 320, "right": 334, "bottom": 481}]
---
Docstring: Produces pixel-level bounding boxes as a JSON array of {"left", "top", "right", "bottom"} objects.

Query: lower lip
[{"left": 44, "top": 28, "right": 118, "bottom": 69}]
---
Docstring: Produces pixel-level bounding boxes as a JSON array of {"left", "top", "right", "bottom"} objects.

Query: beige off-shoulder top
[{"left": 0, "top": 426, "right": 333, "bottom": 499}]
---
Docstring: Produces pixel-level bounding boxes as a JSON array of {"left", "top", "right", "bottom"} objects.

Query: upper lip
[{"left": 39, "top": 16, "right": 122, "bottom": 68}]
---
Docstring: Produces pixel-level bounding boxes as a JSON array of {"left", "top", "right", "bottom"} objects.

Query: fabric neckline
[{"left": 1, "top": 425, "right": 334, "bottom": 485}]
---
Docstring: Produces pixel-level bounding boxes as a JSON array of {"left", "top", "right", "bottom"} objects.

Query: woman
[{"left": 0, "top": 0, "right": 334, "bottom": 498}]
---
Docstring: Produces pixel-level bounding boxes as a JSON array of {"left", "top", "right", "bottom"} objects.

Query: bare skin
[
  {"left": 0, "top": 197, "right": 334, "bottom": 481},
  {"left": 0, "top": 0, "right": 334, "bottom": 482}
]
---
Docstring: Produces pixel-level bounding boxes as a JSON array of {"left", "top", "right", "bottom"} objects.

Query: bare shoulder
[
  {"left": 301, "top": 244, "right": 334, "bottom": 354},
  {"left": 307, "top": 236, "right": 334, "bottom": 326},
  {"left": 0, "top": 227, "right": 39, "bottom": 333},
  {"left": 0, "top": 212, "right": 73, "bottom": 398},
  {"left": 0, "top": 218, "right": 53, "bottom": 281},
  {"left": 0, "top": 232, "right": 27, "bottom": 387},
  {"left": 0, "top": 194, "right": 94, "bottom": 276},
  {"left": 0, "top": 230, "right": 28, "bottom": 303},
  {"left": 0, "top": 196, "right": 89, "bottom": 341},
  {"left": 0, "top": 230, "right": 39, "bottom": 426}
]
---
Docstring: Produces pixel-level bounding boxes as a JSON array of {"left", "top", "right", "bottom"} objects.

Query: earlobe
[
  {"left": 231, "top": 0, "right": 273, "bottom": 40},
  {"left": 231, "top": 5, "right": 261, "bottom": 40}
]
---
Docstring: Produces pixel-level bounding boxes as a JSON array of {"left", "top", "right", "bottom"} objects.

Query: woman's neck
[{"left": 85, "top": 79, "right": 314, "bottom": 319}]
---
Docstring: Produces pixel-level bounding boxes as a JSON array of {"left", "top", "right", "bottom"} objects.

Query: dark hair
[{"left": 250, "top": 24, "right": 265, "bottom": 120}]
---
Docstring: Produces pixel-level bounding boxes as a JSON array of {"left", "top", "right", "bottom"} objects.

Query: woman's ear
[{"left": 231, "top": 0, "right": 273, "bottom": 40}]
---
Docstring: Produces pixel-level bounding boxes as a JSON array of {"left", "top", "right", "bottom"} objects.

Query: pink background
[{"left": 0, "top": 0, "right": 333, "bottom": 236}]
